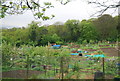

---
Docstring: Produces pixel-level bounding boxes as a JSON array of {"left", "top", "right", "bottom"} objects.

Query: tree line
[{"left": 1, "top": 14, "right": 119, "bottom": 46}]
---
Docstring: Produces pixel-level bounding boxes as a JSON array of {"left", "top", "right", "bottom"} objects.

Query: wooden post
[
  {"left": 54, "top": 64, "right": 56, "bottom": 76},
  {"left": 60, "top": 57, "right": 64, "bottom": 79},
  {"left": 61, "top": 58, "right": 64, "bottom": 80},
  {"left": 103, "top": 57, "right": 104, "bottom": 73},
  {"left": 102, "top": 57, "right": 105, "bottom": 78},
  {"left": 43, "top": 65, "right": 47, "bottom": 76},
  {"left": 26, "top": 55, "right": 29, "bottom": 79}
]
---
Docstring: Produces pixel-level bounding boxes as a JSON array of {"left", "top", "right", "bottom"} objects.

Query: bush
[
  {"left": 82, "top": 40, "right": 87, "bottom": 44},
  {"left": 56, "top": 41, "right": 63, "bottom": 45},
  {"left": 77, "top": 38, "right": 83, "bottom": 44},
  {"left": 89, "top": 40, "right": 95, "bottom": 44}
]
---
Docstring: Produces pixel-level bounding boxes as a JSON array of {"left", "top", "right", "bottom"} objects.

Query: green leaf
[
  {"left": 42, "top": 16, "right": 50, "bottom": 20},
  {"left": 0, "top": 14, "right": 5, "bottom": 18},
  {"left": 22, "top": 5, "right": 27, "bottom": 10},
  {"left": 42, "top": 8, "right": 46, "bottom": 11},
  {"left": 44, "top": 2, "right": 52, "bottom": 5},
  {"left": 52, "top": 14, "right": 55, "bottom": 17},
  {"left": 34, "top": 12, "right": 44, "bottom": 18},
  {"left": 10, "top": 2, "right": 13, "bottom": 4},
  {"left": 16, "top": 5, "right": 19, "bottom": 10},
  {"left": 0, "top": 12, "right": 6, "bottom": 18}
]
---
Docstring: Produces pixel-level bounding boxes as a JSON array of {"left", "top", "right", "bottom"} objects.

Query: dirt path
[
  {"left": 100, "top": 48, "right": 118, "bottom": 57},
  {"left": 2, "top": 70, "right": 44, "bottom": 79}
]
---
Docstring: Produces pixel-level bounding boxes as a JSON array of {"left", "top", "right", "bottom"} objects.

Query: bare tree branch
[
  {"left": 88, "top": 0, "right": 120, "bottom": 17},
  {"left": 26, "top": 0, "right": 32, "bottom": 9}
]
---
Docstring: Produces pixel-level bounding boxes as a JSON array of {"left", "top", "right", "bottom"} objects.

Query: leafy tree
[
  {"left": 47, "top": 24, "right": 68, "bottom": 41},
  {"left": 65, "top": 19, "right": 80, "bottom": 41},
  {"left": 114, "top": 15, "right": 119, "bottom": 41},
  {"left": 1, "top": 15, "right": 119, "bottom": 45},
  {"left": 1, "top": 0, "right": 119, "bottom": 19},
  {"left": 28, "top": 21, "right": 39, "bottom": 42},
  {"left": 14, "top": 28, "right": 29, "bottom": 46},
  {"left": 0, "top": 0, "right": 72, "bottom": 19},
  {"left": 51, "top": 34, "right": 61, "bottom": 43},
  {"left": 40, "top": 34, "right": 61, "bottom": 45},
  {"left": 36, "top": 26, "right": 48, "bottom": 46},
  {"left": 78, "top": 20, "right": 98, "bottom": 43},
  {"left": 93, "top": 14, "right": 117, "bottom": 41},
  {"left": 0, "top": 0, "right": 55, "bottom": 20},
  {"left": 1, "top": 0, "right": 119, "bottom": 21},
  {"left": 2, "top": 28, "right": 17, "bottom": 45}
]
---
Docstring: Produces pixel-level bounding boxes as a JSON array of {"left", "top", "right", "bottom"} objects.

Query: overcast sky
[{"left": 0, "top": 0, "right": 118, "bottom": 28}]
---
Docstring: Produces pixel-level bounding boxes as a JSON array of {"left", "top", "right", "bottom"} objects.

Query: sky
[{"left": 0, "top": 0, "right": 119, "bottom": 28}]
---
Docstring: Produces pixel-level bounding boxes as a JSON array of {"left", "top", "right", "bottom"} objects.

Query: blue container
[
  {"left": 70, "top": 53, "right": 79, "bottom": 55},
  {"left": 53, "top": 45, "right": 61, "bottom": 47},
  {"left": 84, "top": 55, "right": 92, "bottom": 57},
  {"left": 93, "top": 54, "right": 105, "bottom": 57},
  {"left": 77, "top": 51, "right": 83, "bottom": 53},
  {"left": 52, "top": 45, "right": 61, "bottom": 49},
  {"left": 84, "top": 54, "right": 105, "bottom": 57},
  {"left": 116, "top": 63, "right": 120, "bottom": 66}
]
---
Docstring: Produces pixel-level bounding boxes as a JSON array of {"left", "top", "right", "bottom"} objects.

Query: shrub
[
  {"left": 89, "top": 40, "right": 95, "bottom": 44},
  {"left": 82, "top": 40, "right": 87, "bottom": 44}
]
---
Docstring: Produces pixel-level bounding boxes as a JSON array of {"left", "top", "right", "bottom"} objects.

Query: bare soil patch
[
  {"left": 2, "top": 70, "right": 44, "bottom": 79},
  {"left": 100, "top": 47, "right": 118, "bottom": 57}
]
